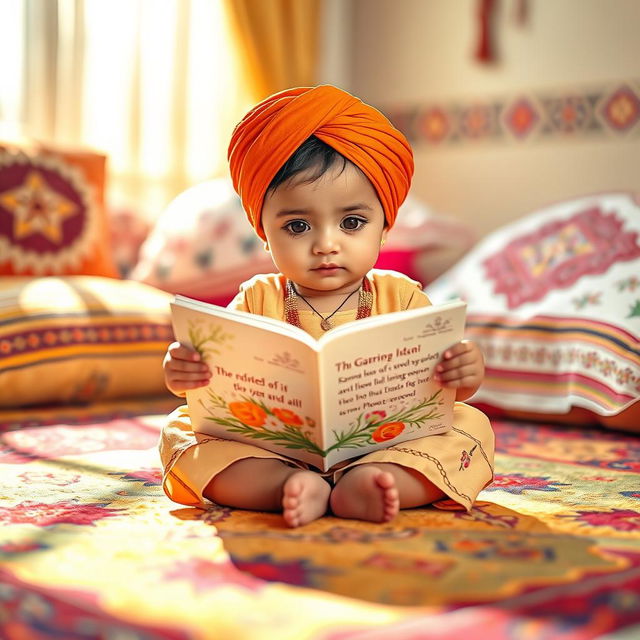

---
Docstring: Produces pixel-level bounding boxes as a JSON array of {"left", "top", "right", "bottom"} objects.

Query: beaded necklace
[{"left": 284, "top": 277, "right": 373, "bottom": 330}]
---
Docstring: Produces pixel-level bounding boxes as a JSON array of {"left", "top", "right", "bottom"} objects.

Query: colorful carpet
[{"left": 1, "top": 399, "right": 639, "bottom": 639}]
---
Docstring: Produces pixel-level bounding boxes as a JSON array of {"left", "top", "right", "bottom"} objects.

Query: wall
[{"left": 349, "top": 0, "right": 640, "bottom": 236}]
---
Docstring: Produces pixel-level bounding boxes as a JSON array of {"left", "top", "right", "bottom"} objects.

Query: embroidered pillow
[
  {"left": 0, "top": 142, "right": 118, "bottom": 277},
  {"left": 426, "top": 192, "right": 640, "bottom": 429},
  {"left": 0, "top": 276, "right": 174, "bottom": 407},
  {"left": 130, "top": 178, "right": 274, "bottom": 306}
]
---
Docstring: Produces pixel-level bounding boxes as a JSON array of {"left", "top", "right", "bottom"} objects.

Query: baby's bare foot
[
  {"left": 330, "top": 466, "right": 400, "bottom": 523},
  {"left": 282, "top": 471, "right": 330, "bottom": 528}
]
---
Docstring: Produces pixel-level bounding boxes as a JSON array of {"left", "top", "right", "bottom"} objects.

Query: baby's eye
[
  {"left": 284, "top": 220, "right": 310, "bottom": 235},
  {"left": 341, "top": 216, "right": 367, "bottom": 231}
]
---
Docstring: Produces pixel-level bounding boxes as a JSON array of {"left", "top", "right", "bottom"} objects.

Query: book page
[
  {"left": 317, "top": 302, "right": 466, "bottom": 468},
  {"left": 171, "top": 303, "right": 327, "bottom": 467}
]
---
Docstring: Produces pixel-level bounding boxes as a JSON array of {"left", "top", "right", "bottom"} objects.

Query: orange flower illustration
[
  {"left": 229, "top": 401, "right": 267, "bottom": 428},
  {"left": 371, "top": 422, "right": 405, "bottom": 443},
  {"left": 272, "top": 408, "right": 304, "bottom": 427}
]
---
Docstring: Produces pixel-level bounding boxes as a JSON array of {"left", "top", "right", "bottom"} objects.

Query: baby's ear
[{"left": 380, "top": 228, "right": 389, "bottom": 247}]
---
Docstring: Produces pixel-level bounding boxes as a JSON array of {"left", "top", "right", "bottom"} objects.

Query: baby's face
[{"left": 261, "top": 162, "right": 387, "bottom": 298}]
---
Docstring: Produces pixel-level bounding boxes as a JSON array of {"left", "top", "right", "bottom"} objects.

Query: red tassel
[{"left": 475, "top": 0, "right": 497, "bottom": 63}]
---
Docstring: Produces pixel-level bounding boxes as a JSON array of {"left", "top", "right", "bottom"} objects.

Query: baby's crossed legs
[{"left": 204, "top": 458, "right": 445, "bottom": 527}]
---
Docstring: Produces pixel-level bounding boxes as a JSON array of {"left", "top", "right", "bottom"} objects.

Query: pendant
[{"left": 320, "top": 318, "right": 333, "bottom": 331}]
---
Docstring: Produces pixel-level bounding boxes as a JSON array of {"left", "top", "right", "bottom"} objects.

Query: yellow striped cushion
[{"left": 0, "top": 276, "right": 174, "bottom": 407}]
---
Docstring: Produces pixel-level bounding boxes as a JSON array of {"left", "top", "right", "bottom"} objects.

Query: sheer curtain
[{"left": 0, "top": 0, "right": 257, "bottom": 218}]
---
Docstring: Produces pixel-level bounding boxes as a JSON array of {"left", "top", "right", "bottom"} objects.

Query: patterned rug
[{"left": 1, "top": 399, "right": 639, "bottom": 639}]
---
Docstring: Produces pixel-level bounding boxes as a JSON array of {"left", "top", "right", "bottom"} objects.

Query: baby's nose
[{"left": 313, "top": 229, "right": 339, "bottom": 253}]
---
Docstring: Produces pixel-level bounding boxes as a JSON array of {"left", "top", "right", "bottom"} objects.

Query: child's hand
[
  {"left": 434, "top": 340, "right": 485, "bottom": 402},
  {"left": 163, "top": 342, "right": 211, "bottom": 397}
]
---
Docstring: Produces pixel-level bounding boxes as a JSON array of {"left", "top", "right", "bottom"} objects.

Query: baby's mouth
[{"left": 313, "top": 263, "right": 341, "bottom": 271}]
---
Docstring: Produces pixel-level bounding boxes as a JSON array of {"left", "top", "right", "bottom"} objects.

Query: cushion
[
  {"left": 375, "top": 194, "right": 477, "bottom": 285},
  {"left": 108, "top": 207, "right": 152, "bottom": 278},
  {"left": 131, "top": 179, "right": 477, "bottom": 305},
  {"left": 0, "top": 141, "right": 118, "bottom": 278},
  {"left": 130, "top": 178, "right": 274, "bottom": 306},
  {"left": 0, "top": 276, "right": 174, "bottom": 407},
  {"left": 425, "top": 192, "right": 640, "bottom": 429}
]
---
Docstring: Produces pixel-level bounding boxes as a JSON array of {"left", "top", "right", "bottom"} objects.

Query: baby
[{"left": 160, "top": 86, "right": 494, "bottom": 527}]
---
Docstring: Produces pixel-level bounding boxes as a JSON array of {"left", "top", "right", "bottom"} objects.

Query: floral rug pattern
[{"left": 1, "top": 399, "right": 639, "bottom": 639}]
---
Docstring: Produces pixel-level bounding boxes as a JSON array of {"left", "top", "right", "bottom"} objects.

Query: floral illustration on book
[
  {"left": 188, "top": 321, "right": 234, "bottom": 359},
  {"left": 268, "top": 351, "right": 302, "bottom": 373},
  {"left": 198, "top": 389, "right": 445, "bottom": 457}
]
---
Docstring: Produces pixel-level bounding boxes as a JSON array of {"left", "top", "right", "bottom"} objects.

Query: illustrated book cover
[{"left": 171, "top": 295, "right": 467, "bottom": 471}]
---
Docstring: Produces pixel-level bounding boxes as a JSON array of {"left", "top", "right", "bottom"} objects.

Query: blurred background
[{"left": 1, "top": 0, "right": 638, "bottom": 234}]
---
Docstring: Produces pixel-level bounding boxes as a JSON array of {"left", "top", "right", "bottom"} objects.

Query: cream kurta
[{"left": 159, "top": 270, "right": 494, "bottom": 511}]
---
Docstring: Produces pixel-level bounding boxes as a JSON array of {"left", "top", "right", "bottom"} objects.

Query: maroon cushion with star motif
[{"left": 0, "top": 142, "right": 118, "bottom": 277}]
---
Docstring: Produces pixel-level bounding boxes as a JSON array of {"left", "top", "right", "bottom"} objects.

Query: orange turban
[{"left": 228, "top": 85, "right": 414, "bottom": 240}]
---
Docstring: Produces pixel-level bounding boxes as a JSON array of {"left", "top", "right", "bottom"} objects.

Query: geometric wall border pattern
[{"left": 383, "top": 80, "right": 640, "bottom": 148}]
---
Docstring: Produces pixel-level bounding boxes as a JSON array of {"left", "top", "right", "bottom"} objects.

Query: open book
[{"left": 171, "top": 295, "right": 467, "bottom": 471}]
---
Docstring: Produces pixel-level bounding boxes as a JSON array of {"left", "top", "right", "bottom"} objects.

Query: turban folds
[{"left": 228, "top": 85, "right": 414, "bottom": 240}]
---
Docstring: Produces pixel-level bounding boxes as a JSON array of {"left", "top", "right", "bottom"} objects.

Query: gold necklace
[{"left": 284, "top": 278, "right": 373, "bottom": 331}]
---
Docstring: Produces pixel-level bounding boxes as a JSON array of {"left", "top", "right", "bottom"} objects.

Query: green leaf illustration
[
  {"left": 188, "top": 321, "right": 234, "bottom": 359},
  {"left": 628, "top": 299, "right": 640, "bottom": 318}
]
